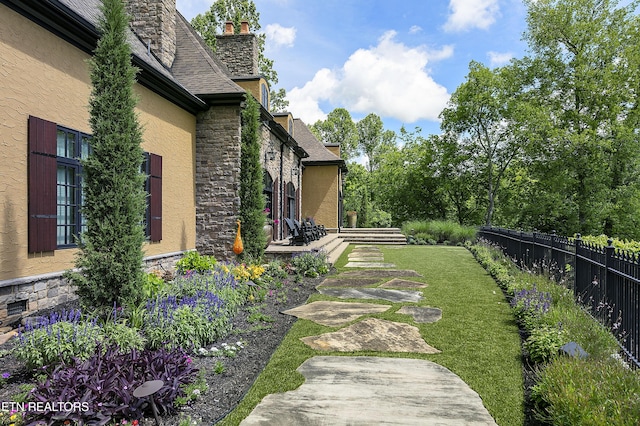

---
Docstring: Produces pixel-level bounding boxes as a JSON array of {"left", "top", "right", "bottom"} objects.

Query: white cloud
[
  {"left": 443, "top": 0, "right": 500, "bottom": 32},
  {"left": 487, "top": 51, "right": 513, "bottom": 67},
  {"left": 409, "top": 25, "right": 422, "bottom": 34},
  {"left": 286, "top": 31, "right": 451, "bottom": 125},
  {"left": 264, "top": 23, "right": 297, "bottom": 48}
]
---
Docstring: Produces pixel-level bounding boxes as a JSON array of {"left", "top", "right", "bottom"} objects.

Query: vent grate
[{"left": 7, "top": 300, "right": 27, "bottom": 316}]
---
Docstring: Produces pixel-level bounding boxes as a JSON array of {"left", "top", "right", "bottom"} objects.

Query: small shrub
[
  {"left": 402, "top": 220, "right": 477, "bottom": 244},
  {"left": 16, "top": 310, "right": 102, "bottom": 370},
  {"left": 176, "top": 251, "right": 217, "bottom": 274},
  {"left": 525, "top": 325, "right": 567, "bottom": 364},
  {"left": 144, "top": 292, "right": 230, "bottom": 352},
  {"left": 25, "top": 345, "right": 198, "bottom": 425},
  {"left": 143, "top": 271, "right": 166, "bottom": 299},
  {"left": 101, "top": 321, "right": 146, "bottom": 352},
  {"left": 510, "top": 286, "right": 552, "bottom": 331},
  {"left": 532, "top": 356, "right": 640, "bottom": 425},
  {"left": 289, "top": 251, "right": 330, "bottom": 278}
]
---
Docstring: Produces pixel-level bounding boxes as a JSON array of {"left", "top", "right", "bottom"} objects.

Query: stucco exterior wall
[
  {"left": 301, "top": 166, "right": 339, "bottom": 229},
  {"left": 0, "top": 4, "right": 197, "bottom": 282}
]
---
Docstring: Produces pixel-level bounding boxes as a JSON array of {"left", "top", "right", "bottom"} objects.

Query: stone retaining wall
[{"left": 0, "top": 251, "right": 185, "bottom": 322}]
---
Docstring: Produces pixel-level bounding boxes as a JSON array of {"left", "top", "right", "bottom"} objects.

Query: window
[
  {"left": 286, "top": 182, "right": 296, "bottom": 221},
  {"left": 263, "top": 171, "right": 273, "bottom": 218},
  {"left": 56, "top": 126, "right": 91, "bottom": 247},
  {"left": 288, "top": 118, "right": 293, "bottom": 135},
  {"left": 28, "top": 116, "right": 162, "bottom": 252},
  {"left": 260, "top": 83, "right": 269, "bottom": 110}
]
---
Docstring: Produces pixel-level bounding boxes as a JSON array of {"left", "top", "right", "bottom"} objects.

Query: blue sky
[{"left": 176, "top": 0, "right": 530, "bottom": 137}]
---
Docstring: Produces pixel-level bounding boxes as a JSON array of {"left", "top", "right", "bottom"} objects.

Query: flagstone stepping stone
[
  {"left": 352, "top": 246, "right": 381, "bottom": 251},
  {"left": 318, "top": 287, "right": 423, "bottom": 303},
  {"left": 379, "top": 278, "right": 428, "bottom": 289},
  {"left": 341, "top": 269, "right": 423, "bottom": 278},
  {"left": 347, "top": 257, "right": 385, "bottom": 262},
  {"left": 350, "top": 249, "right": 383, "bottom": 255},
  {"left": 397, "top": 306, "right": 443, "bottom": 323},
  {"left": 281, "top": 301, "right": 391, "bottom": 327},
  {"left": 240, "top": 356, "right": 498, "bottom": 426},
  {"left": 300, "top": 318, "right": 440, "bottom": 354},
  {"left": 344, "top": 262, "right": 396, "bottom": 268},
  {"left": 317, "top": 277, "right": 381, "bottom": 288}
]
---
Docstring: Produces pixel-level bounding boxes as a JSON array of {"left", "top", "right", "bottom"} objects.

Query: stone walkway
[{"left": 240, "top": 246, "right": 497, "bottom": 425}]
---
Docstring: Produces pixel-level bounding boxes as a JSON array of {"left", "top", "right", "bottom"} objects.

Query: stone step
[
  {"left": 340, "top": 228, "right": 403, "bottom": 234},
  {"left": 327, "top": 241, "right": 350, "bottom": 265},
  {"left": 339, "top": 233, "right": 407, "bottom": 245}
]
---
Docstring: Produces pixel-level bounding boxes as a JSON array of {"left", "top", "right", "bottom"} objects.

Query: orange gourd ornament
[{"left": 233, "top": 220, "right": 244, "bottom": 255}]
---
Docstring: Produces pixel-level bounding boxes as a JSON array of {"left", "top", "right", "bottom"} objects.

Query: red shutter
[
  {"left": 28, "top": 116, "right": 57, "bottom": 252},
  {"left": 148, "top": 153, "right": 162, "bottom": 242},
  {"left": 273, "top": 177, "right": 279, "bottom": 239}
]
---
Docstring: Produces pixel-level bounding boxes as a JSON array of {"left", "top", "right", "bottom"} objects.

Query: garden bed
[{"left": 0, "top": 273, "right": 323, "bottom": 425}]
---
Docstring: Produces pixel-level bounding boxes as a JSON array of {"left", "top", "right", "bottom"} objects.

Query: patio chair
[
  {"left": 308, "top": 218, "right": 327, "bottom": 237},
  {"left": 294, "top": 219, "right": 319, "bottom": 241},
  {"left": 284, "top": 218, "right": 310, "bottom": 246}
]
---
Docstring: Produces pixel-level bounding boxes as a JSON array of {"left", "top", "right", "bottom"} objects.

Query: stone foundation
[{"left": 0, "top": 251, "right": 186, "bottom": 322}]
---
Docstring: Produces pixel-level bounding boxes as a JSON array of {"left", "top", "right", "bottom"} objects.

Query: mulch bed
[{"left": 0, "top": 274, "right": 323, "bottom": 425}]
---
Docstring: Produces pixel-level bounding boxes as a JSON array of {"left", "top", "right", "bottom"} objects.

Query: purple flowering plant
[{"left": 510, "top": 285, "right": 553, "bottom": 331}]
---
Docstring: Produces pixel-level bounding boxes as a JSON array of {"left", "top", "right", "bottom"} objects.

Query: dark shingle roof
[
  {"left": 171, "top": 13, "right": 245, "bottom": 97},
  {"left": 294, "top": 119, "right": 344, "bottom": 165},
  {"left": 24, "top": 0, "right": 242, "bottom": 107}
]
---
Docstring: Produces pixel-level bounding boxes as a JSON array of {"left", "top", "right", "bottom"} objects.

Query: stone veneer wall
[
  {"left": 0, "top": 252, "right": 185, "bottom": 321},
  {"left": 215, "top": 33, "right": 259, "bottom": 76},
  {"left": 195, "top": 105, "right": 242, "bottom": 260},
  {"left": 126, "top": 0, "right": 177, "bottom": 68},
  {"left": 259, "top": 126, "right": 303, "bottom": 241}
]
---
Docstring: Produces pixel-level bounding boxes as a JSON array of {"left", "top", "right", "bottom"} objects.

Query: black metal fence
[{"left": 478, "top": 226, "right": 640, "bottom": 368}]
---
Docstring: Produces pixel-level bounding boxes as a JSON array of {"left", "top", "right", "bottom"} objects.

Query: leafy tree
[
  {"left": 68, "top": 0, "right": 147, "bottom": 309},
  {"left": 342, "top": 163, "right": 369, "bottom": 224},
  {"left": 440, "top": 61, "right": 523, "bottom": 227},
  {"left": 309, "top": 108, "right": 358, "bottom": 161},
  {"left": 239, "top": 94, "right": 266, "bottom": 258},
  {"left": 191, "top": 0, "right": 288, "bottom": 111},
  {"left": 356, "top": 113, "right": 385, "bottom": 172},
  {"left": 516, "top": 0, "right": 640, "bottom": 236},
  {"left": 372, "top": 128, "right": 446, "bottom": 225}
]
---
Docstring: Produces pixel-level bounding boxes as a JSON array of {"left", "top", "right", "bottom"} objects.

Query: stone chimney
[
  {"left": 126, "top": 0, "right": 177, "bottom": 68},
  {"left": 215, "top": 20, "right": 259, "bottom": 76}
]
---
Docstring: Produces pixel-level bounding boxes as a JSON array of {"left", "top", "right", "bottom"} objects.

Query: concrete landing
[{"left": 240, "top": 356, "right": 497, "bottom": 425}]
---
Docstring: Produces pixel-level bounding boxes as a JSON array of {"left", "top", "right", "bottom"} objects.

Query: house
[
  {"left": 292, "top": 119, "right": 347, "bottom": 232},
  {"left": 0, "top": 0, "right": 309, "bottom": 321}
]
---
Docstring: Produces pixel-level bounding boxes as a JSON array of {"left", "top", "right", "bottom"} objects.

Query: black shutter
[
  {"left": 148, "top": 153, "right": 162, "bottom": 242},
  {"left": 28, "top": 116, "right": 57, "bottom": 252}
]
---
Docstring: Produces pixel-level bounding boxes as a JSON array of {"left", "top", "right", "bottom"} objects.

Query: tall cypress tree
[
  {"left": 239, "top": 94, "right": 266, "bottom": 259},
  {"left": 69, "top": 0, "right": 146, "bottom": 309}
]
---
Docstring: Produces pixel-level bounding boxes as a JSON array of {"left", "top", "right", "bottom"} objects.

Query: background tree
[
  {"left": 516, "top": 0, "right": 640, "bottom": 237},
  {"left": 309, "top": 108, "right": 358, "bottom": 161},
  {"left": 69, "top": 0, "right": 147, "bottom": 309},
  {"left": 239, "top": 94, "right": 267, "bottom": 258},
  {"left": 372, "top": 129, "right": 446, "bottom": 225},
  {"left": 440, "top": 61, "right": 523, "bottom": 227},
  {"left": 191, "top": 0, "right": 288, "bottom": 111},
  {"left": 356, "top": 113, "right": 385, "bottom": 172}
]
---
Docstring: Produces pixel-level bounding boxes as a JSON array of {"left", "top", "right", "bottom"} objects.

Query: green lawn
[{"left": 219, "top": 245, "right": 524, "bottom": 426}]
